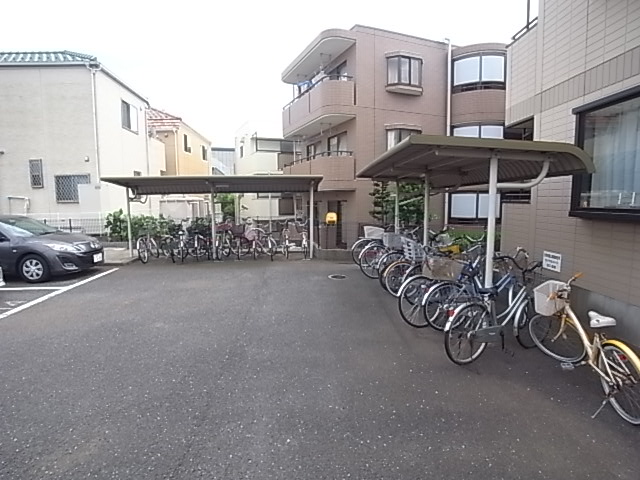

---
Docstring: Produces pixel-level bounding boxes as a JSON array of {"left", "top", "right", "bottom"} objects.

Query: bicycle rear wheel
[
  {"left": 444, "top": 302, "right": 490, "bottom": 365},
  {"left": 599, "top": 342, "right": 640, "bottom": 425},
  {"left": 528, "top": 313, "right": 586, "bottom": 363},
  {"left": 377, "top": 252, "right": 404, "bottom": 291},
  {"left": 351, "top": 238, "right": 374, "bottom": 265},
  {"left": 149, "top": 237, "right": 160, "bottom": 258}
]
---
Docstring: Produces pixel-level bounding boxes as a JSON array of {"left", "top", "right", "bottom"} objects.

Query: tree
[
  {"left": 217, "top": 193, "right": 236, "bottom": 220},
  {"left": 369, "top": 181, "right": 425, "bottom": 225}
]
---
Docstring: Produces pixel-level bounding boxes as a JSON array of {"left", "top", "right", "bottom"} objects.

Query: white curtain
[{"left": 588, "top": 98, "right": 640, "bottom": 208}]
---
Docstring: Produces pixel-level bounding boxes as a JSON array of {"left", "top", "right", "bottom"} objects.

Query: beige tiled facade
[
  {"left": 281, "top": 26, "right": 506, "bottom": 246},
  {"left": 503, "top": 0, "right": 640, "bottom": 345}
]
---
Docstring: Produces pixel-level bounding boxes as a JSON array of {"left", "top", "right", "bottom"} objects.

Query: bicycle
[
  {"left": 528, "top": 273, "right": 640, "bottom": 425},
  {"left": 442, "top": 255, "right": 542, "bottom": 365},
  {"left": 136, "top": 230, "right": 160, "bottom": 264}
]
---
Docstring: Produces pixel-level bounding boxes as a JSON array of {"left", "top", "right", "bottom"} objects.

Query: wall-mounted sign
[{"left": 542, "top": 251, "right": 562, "bottom": 272}]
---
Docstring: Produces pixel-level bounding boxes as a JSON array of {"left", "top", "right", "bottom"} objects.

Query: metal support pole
[
  {"left": 210, "top": 186, "right": 217, "bottom": 260},
  {"left": 484, "top": 154, "right": 499, "bottom": 288},
  {"left": 309, "top": 182, "right": 315, "bottom": 259},
  {"left": 126, "top": 189, "right": 133, "bottom": 256},
  {"left": 423, "top": 173, "right": 430, "bottom": 246},
  {"left": 394, "top": 180, "right": 400, "bottom": 233}
]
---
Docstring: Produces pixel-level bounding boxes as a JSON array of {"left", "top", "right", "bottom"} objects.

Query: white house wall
[
  {"left": 94, "top": 69, "right": 150, "bottom": 215},
  {"left": 0, "top": 66, "right": 95, "bottom": 215}
]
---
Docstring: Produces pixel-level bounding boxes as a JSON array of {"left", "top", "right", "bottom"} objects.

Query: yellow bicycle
[{"left": 528, "top": 273, "right": 640, "bottom": 425}]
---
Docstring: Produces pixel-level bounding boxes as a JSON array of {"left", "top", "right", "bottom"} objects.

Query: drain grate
[{"left": 328, "top": 274, "right": 347, "bottom": 280}]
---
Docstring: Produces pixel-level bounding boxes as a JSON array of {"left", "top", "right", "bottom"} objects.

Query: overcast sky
[{"left": 2, "top": 0, "right": 538, "bottom": 145}]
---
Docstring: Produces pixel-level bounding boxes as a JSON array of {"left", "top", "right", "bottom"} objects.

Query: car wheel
[{"left": 18, "top": 254, "right": 51, "bottom": 283}]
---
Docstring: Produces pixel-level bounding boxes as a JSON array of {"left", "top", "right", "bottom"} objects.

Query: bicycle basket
[
  {"left": 382, "top": 232, "right": 404, "bottom": 249},
  {"left": 363, "top": 226, "right": 384, "bottom": 239},
  {"left": 401, "top": 237, "right": 425, "bottom": 262},
  {"left": 533, "top": 280, "right": 568, "bottom": 316},
  {"left": 423, "top": 256, "right": 465, "bottom": 281}
]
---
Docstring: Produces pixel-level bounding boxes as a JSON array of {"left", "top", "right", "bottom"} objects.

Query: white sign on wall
[{"left": 542, "top": 251, "right": 562, "bottom": 272}]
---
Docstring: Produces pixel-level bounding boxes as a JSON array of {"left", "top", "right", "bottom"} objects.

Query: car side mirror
[{"left": 0, "top": 236, "right": 8, "bottom": 242}]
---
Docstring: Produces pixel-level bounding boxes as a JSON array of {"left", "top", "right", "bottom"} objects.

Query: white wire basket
[
  {"left": 533, "top": 280, "right": 568, "bottom": 316},
  {"left": 423, "top": 256, "right": 465, "bottom": 281},
  {"left": 363, "top": 226, "right": 384, "bottom": 239},
  {"left": 382, "top": 232, "right": 404, "bottom": 249},
  {"left": 401, "top": 237, "right": 426, "bottom": 262}
]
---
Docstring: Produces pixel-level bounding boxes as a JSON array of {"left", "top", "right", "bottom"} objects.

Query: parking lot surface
[{"left": 0, "top": 259, "right": 638, "bottom": 479}]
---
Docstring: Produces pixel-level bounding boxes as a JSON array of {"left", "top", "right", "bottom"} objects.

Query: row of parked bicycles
[
  {"left": 135, "top": 218, "right": 309, "bottom": 264},
  {"left": 352, "top": 226, "right": 640, "bottom": 426}
]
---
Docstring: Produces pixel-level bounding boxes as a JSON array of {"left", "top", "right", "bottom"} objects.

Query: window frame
[
  {"left": 570, "top": 85, "right": 640, "bottom": 221},
  {"left": 183, "top": 134, "right": 192, "bottom": 154},
  {"left": 448, "top": 191, "right": 503, "bottom": 224},
  {"left": 54, "top": 174, "right": 91, "bottom": 204},
  {"left": 386, "top": 128, "right": 421, "bottom": 150},
  {"left": 451, "top": 123, "right": 504, "bottom": 139},
  {"left": 327, "top": 132, "right": 348, "bottom": 155},
  {"left": 201, "top": 145, "right": 208, "bottom": 161},
  {"left": 121, "top": 100, "right": 139, "bottom": 134},
  {"left": 387, "top": 55, "right": 422, "bottom": 88},
  {"left": 29, "top": 158, "right": 44, "bottom": 188},
  {"left": 452, "top": 53, "right": 506, "bottom": 93}
]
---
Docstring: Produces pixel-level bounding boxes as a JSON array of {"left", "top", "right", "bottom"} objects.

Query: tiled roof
[
  {"left": 147, "top": 107, "right": 182, "bottom": 130},
  {"left": 0, "top": 50, "right": 98, "bottom": 65}
]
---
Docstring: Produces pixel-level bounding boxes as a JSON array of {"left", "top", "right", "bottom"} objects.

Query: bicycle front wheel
[
  {"left": 384, "top": 260, "right": 412, "bottom": 297},
  {"left": 528, "top": 313, "right": 586, "bottom": 363},
  {"left": 149, "top": 237, "right": 160, "bottom": 258},
  {"left": 137, "top": 238, "right": 149, "bottom": 264},
  {"left": 599, "top": 341, "right": 640, "bottom": 425},
  {"left": 444, "top": 302, "right": 490, "bottom": 365},
  {"left": 397, "top": 275, "right": 431, "bottom": 328},
  {"left": 359, "top": 244, "right": 385, "bottom": 279}
]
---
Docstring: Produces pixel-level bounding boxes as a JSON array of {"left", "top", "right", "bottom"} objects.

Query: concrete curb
[{"left": 103, "top": 257, "right": 139, "bottom": 266}]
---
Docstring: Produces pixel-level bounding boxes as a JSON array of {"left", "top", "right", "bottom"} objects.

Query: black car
[{"left": 0, "top": 216, "right": 104, "bottom": 283}]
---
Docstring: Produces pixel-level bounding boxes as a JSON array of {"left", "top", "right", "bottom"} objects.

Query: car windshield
[{"left": 0, "top": 217, "right": 59, "bottom": 237}]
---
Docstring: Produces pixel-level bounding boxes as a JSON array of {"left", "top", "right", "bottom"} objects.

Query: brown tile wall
[{"left": 451, "top": 90, "right": 506, "bottom": 125}]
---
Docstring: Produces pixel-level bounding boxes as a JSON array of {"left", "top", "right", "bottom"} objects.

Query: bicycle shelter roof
[
  {"left": 100, "top": 175, "right": 323, "bottom": 195},
  {"left": 356, "top": 134, "right": 594, "bottom": 187}
]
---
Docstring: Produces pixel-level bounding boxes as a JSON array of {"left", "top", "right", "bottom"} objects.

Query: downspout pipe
[{"left": 87, "top": 64, "right": 103, "bottom": 183}]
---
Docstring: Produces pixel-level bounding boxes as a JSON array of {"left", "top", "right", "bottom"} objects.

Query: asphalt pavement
[{"left": 0, "top": 259, "right": 638, "bottom": 479}]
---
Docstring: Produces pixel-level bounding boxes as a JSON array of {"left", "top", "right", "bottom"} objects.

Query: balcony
[
  {"left": 283, "top": 151, "right": 356, "bottom": 191},
  {"left": 282, "top": 75, "right": 356, "bottom": 138}
]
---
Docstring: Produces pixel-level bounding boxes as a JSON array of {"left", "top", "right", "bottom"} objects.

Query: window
[
  {"left": 387, "top": 56, "right": 422, "bottom": 87},
  {"left": 571, "top": 88, "right": 640, "bottom": 218},
  {"left": 452, "top": 124, "right": 504, "bottom": 138},
  {"left": 183, "top": 134, "right": 191, "bottom": 153},
  {"left": 449, "top": 192, "right": 502, "bottom": 223},
  {"left": 306, "top": 143, "right": 317, "bottom": 160},
  {"left": 452, "top": 54, "right": 505, "bottom": 93},
  {"left": 121, "top": 101, "right": 138, "bottom": 133},
  {"left": 54, "top": 174, "right": 90, "bottom": 203},
  {"left": 29, "top": 159, "right": 43, "bottom": 188},
  {"left": 328, "top": 61, "right": 348, "bottom": 81},
  {"left": 257, "top": 193, "right": 282, "bottom": 199},
  {"left": 387, "top": 128, "right": 420, "bottom": 150},
  {"left": 327, "top": 132, "right": 348, "bottom": 154},
  {"left": 201, "top": 145, "right": 208, "bottom": 161}
]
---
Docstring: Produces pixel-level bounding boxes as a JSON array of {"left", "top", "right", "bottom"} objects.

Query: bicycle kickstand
[
  {"left": 501, "top": 331, "right": 514, "bottom": 357},
  {"left": 591, "top": 393, "right": 613, "bottom": 419}
]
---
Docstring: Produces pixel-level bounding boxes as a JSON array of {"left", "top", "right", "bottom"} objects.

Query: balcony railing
[
  {"left": 283, "top": 150, "right": 353, "bottom": 168},
  {"left": 282, "top": 76, "right": 356, "bottom": 137},
  {"left": 283, "top": 74, "right": 354, "bottom": 110},
  {"left": 283, "top": 151, "right": 356, "bottom": 191}
]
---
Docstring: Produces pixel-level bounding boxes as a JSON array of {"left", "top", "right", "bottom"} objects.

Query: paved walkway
[{"left": 0, "top": 260, "right": 637, "bottom": 479}]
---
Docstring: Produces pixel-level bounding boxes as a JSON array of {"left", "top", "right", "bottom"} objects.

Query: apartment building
[
  {"left": 234, "top": 132, "right": 296, "bottom": 221},
  {"left": 280, "top": 25, "right": 507, "bottom": 246},
  {"left": 0, "top": 51, "right": 164, "bottom": 232},
  {"left": 501, "top": 0, "right": 640, "bottom": 344}
]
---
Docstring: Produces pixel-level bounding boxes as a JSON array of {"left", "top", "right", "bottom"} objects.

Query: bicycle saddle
[{"left": 588, "top": 311, "right": 617, "bottom": 328}]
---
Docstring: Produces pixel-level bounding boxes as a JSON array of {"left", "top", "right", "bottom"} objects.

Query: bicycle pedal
[{"left": 560, "top": 362, "right": 575, "bottom": 371}]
